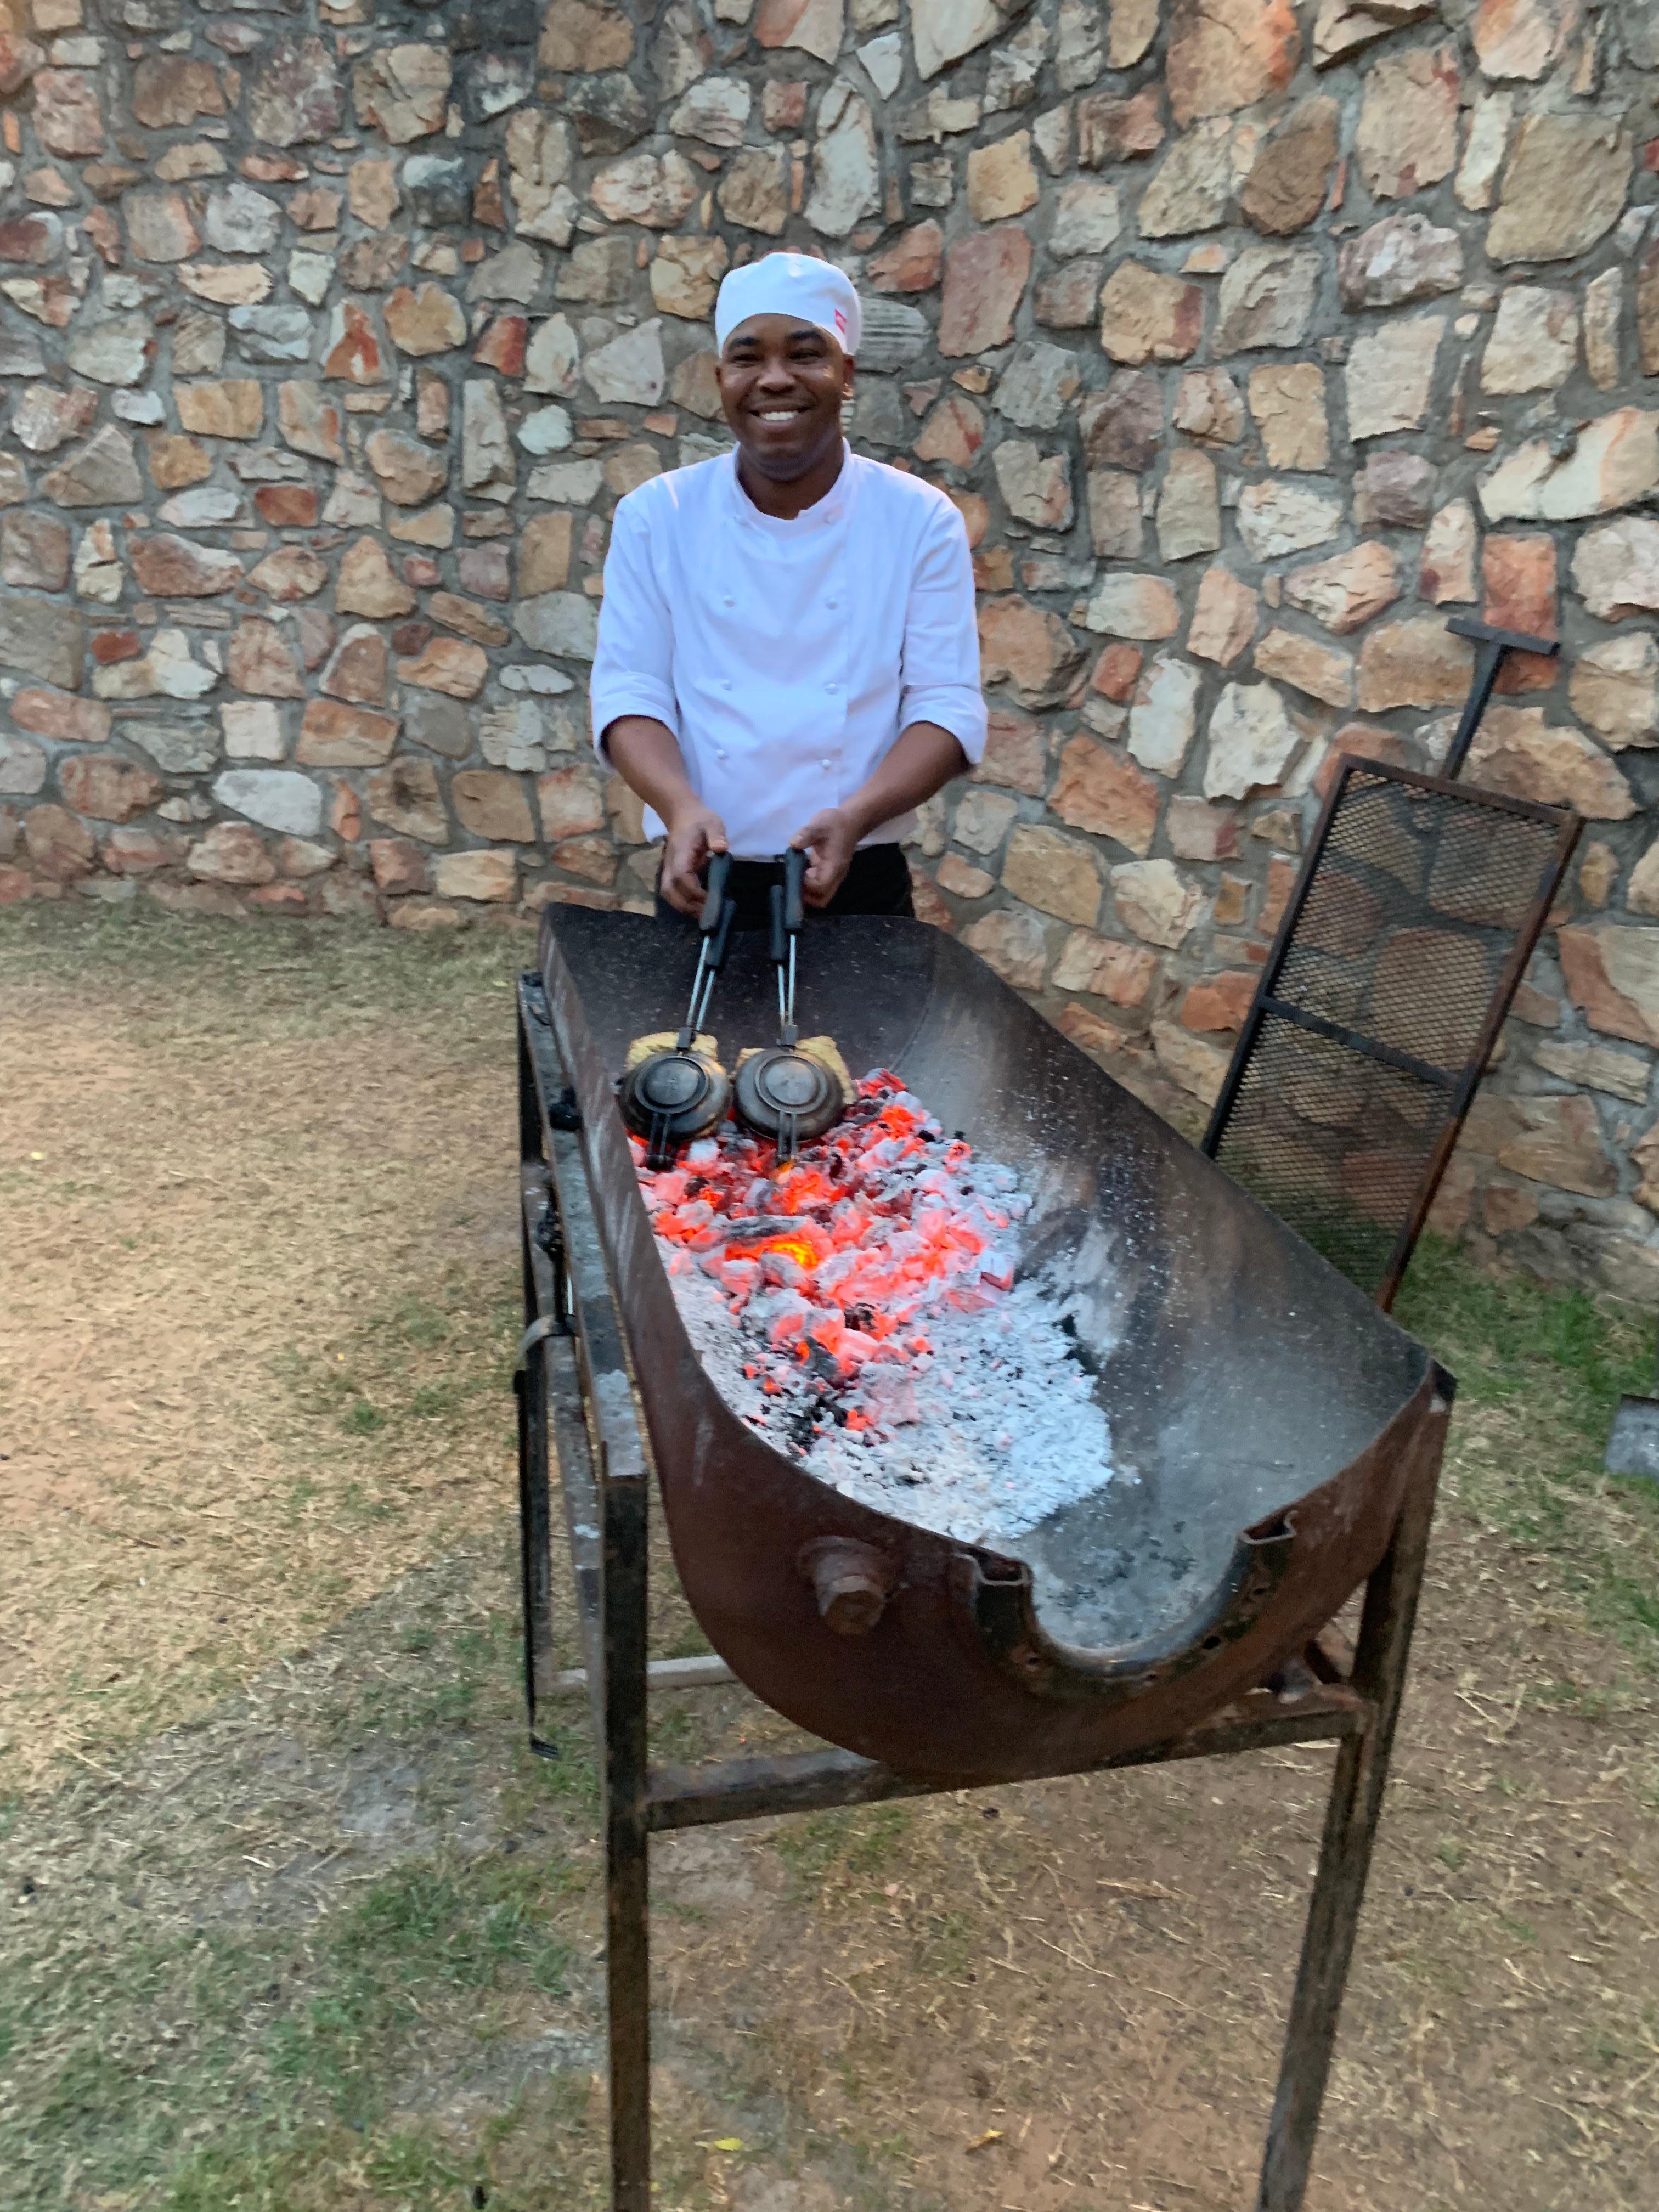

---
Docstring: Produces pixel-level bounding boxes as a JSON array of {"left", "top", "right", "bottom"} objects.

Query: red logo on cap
[{"left": 833, "top": 307, "right": 847, "bottom": 334}]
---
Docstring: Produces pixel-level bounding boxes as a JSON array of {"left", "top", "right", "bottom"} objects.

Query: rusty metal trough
[
  {"left": 535, "top": 904, "right": 1444, "bottom": 1779},
  {"left": 516, "top": 904, "right": 1453, "bottom": 2212}
]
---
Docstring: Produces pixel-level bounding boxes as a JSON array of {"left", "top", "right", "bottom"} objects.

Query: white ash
[
  {"left": 670, "top": 1262, "right": 1115, "bottom": 1549},
  {"left": 646, "top": 1086, "right": 1116, "bottom": 1551}
]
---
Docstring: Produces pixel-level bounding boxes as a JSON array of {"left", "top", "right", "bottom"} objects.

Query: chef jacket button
[
  {"left": 820, "top": 757, "right": 832, "bottom": 770},
  {"left": 720, "top": 678, "right": 732, "bottom": 691},
  {"left": 723, "top": 596, "right": 734, "bottom": 608},
  {"left": 825, "top": 681, "right": 838, "bottom": 694}
]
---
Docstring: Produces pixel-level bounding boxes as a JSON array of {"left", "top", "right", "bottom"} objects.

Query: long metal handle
[
  {"left": 774, "top": 849, "right": 806, "bottom": 1045},
  {"left": 700, "top": 849, "right": 731, "bottom": 936},
  {"left": 684, "top": 896, "right": 734, "bottom": 1041},
  {"left": 1442, "top": 617, "right": 1560, "bottom": 781},
  {"left": 678, "top": 874, "right": 735, "bottom": 1047},
  {"left": 783, "top": 845, "right": 806, "bottom": 934}
]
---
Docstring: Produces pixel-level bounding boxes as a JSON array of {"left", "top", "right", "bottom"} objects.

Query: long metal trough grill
[{"left": 516, "top": 906, "right": 1454, "bottom": 2211}]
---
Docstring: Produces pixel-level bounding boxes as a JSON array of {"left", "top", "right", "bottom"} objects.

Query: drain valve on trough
[{"left": 799, "top": 1537, "right": 896, "bottom": 1635}]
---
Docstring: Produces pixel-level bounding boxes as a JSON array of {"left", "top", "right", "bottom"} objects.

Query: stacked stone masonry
[{"left": 3, "top": 0, "right": 1659, "bottom": 1302}]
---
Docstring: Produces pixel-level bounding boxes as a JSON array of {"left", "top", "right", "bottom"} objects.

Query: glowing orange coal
[
  {"left": 747, "top": 1231, "right": 822, "bottom": 1275},
  {"left": 633, "top": 1071, "right": 1022, "bottom": 1430}
]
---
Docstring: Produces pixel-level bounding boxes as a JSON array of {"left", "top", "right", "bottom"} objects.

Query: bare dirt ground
[{"left": 1, "top": 904, "right": 1656, "bottom": 2212}]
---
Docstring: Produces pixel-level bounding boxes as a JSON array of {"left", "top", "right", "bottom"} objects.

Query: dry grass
[
  {"left": 1, "top": 902, "right": 1656, "bottom": 2212},
  {"left": 0, "top": 906, "right": 527, "bottom": 1784}
]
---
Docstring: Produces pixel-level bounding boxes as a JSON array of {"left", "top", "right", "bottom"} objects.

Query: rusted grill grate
[{"left": 1204, "top": 758, "right": 1581, "bottom": 1307}]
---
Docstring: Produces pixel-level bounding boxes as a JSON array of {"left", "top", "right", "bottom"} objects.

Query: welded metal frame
[
  {"left": 1201, "top": 755, "right": 1581, "bottom": 1310},
  {"left": 515, "top": 972, "right": 1447, "bottom": 2212}
]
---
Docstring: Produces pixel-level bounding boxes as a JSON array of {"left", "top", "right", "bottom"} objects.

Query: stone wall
[{"left": 2, "top": 0, "right": 1659, "bottom": 1299}]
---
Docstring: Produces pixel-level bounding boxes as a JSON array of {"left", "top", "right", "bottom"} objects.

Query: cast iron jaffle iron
[
  {"left": 732, "top": 848, "right": 840, "bottom": 1164},
  {"left": 618, "top": 851, "right": 736, "bottom": 1169}
]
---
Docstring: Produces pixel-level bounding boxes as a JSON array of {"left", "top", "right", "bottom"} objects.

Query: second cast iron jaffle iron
[
  {"left": 619, "top": 851, "right": 736, "bottom": 1169},
  {"left": 732, "top": 848, "right": 841, "bottom": 1165}
]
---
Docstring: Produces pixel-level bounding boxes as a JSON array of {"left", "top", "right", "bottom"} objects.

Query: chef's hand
[
  {"left": 660, "top": 802, "right": 729, "bottom": 917},
  {"left": 791, "top": 806, "right": 860, "bottom": 909}
]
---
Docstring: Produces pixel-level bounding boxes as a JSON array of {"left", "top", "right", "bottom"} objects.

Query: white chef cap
[{"left": 714, "top": 252, "right": 862, "bottom": 357}]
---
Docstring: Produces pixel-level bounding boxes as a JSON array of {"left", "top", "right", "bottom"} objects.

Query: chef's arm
[
  {"left": 605, "top": 715, "right": 729, "bottom": 917},
  {"left": 791, "top": 721, "right": 967, "bottom": 907},
  {"left": 844, "top": 721, "right": 968, "bottom": 838}
]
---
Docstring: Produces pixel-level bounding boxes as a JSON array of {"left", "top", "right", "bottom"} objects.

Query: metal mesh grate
[{"left": 1205, "top": 760, "right": 1579, "bottom": 1305}]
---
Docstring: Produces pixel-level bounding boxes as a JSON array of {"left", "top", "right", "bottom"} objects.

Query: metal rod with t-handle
[
  {"left": 735, "top": 847, "right": 840, "bottom": 1162},
  {"left": 1441, "top": 616, "right": 1561, "bottom": 780},
  {"left": 769, "top": 844, "right": 806, "bottom": 1047},
  {"left": 679, "top": 851, "right": 735, "bottom": 1048}
]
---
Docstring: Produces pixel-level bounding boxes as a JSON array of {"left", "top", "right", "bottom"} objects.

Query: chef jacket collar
[{"left": 724, "top": 441, "right": 857, "bottom": 534}]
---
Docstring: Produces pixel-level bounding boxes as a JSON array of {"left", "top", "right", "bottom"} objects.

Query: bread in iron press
[{"left": 624, "top": 1030, "right": 718, "bottom": 1071}]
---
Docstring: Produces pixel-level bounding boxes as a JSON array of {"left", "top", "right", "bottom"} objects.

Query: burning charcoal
[
  {"left": 760, "top": 1250, "right": 809, "bottom": 1290},
  {"left": 638, "top": 1066, "right": 1115, "bottom": 1546}
]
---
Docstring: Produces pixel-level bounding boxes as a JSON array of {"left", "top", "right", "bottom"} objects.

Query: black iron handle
[
  {"left": 1442, "top": 617, "right": 1561, "bottom": 782},
  {"left": 700, "top": 850, "right": 731, "bottom": 936},
  {"left": 704, "top": 889, "right": 735, "bottom": 974},
  {"left": 768, "top": 881, "right": 787, "bottom": 968},
  {"left": 783, "top": 846, "right": 806, "bottom": 934}
]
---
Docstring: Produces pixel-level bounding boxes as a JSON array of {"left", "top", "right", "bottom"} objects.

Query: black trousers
[{"left": 653, "top": 844, "right": 915, "bottom": 930}]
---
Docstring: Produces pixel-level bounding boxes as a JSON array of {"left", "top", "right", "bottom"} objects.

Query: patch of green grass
[
  {"left": 0, "top": 1536, "right": 600, "bottom": 2211},
  {"left": 4, "top": 1841, "right": 588, "bottom": 2202},
  {"left": 331, "top": 1855, "right": 577, "bottom": 2006},
  {"left": 409, "top": 1376, "right": 469, "bottom": 1420},
  {"left": 272, "top": 1273, "right": 517, "bottom": 1470},
  {"left": 364, "top": 2128, "right": 475, "bottom": 2194},
  {"left": 392, "top": 1297, "right": 455, "bottom": 1350},
  {"left": 1615, "top": 1577, "right": 1659, "bottom": 1637},
  {"left": 1398, "top": 1233, "right": 1650, "bottom": 1430},
  {"left": 775, "top": 1803, "right": 911, "bottom": 1900},
  {"left": 915, "top": 1907, "right": 976, "bottom": 1979},
  {"left": 1397, "top": 1236, "right": 1659, "bottom": 1661},
  {"left": 285, "top": 1473, "right": 322, "bottom": 1521},
  {"left": 165, "top": 2134, "right": 337, "bottom": 2212}
]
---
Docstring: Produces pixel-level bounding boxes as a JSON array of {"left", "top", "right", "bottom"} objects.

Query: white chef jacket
[{"left": 589, "top": 444, "right": 987, "bottom": 859}]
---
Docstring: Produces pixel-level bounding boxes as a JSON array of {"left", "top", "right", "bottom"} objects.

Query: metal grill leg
[
  {"left": 516, "top": 1008, "right": 560, "bottom": 1756},
  {"left": 1257, "top": 1400, "right": 1446, "bottom": 2210},
  {"left": 603, "top": 1438, "right": 652, "bottom": 2212}
]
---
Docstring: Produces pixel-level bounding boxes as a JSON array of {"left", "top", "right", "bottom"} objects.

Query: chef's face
[{"left": 718, "top": 314, "right": 854, "bottom": 482}]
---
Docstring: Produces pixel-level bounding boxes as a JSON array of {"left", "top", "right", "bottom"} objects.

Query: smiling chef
[{"left": 589, "top": 252, "right": 988, "bottom": 927}]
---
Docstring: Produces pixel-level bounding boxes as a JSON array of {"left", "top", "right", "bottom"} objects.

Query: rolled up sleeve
[
  {"left": 898, "top": 499, "right": 988, "bottom": 766},
  {"left": 589, "top": 492, "right": 680, "bottom": 762}
]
